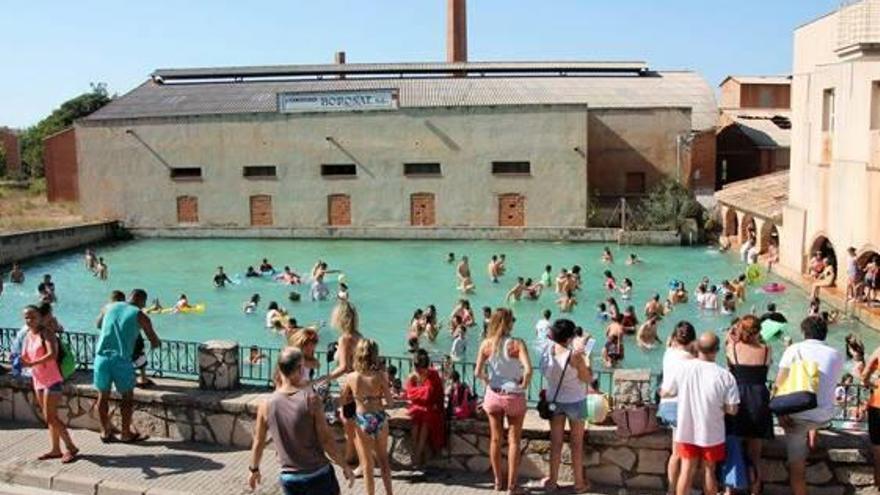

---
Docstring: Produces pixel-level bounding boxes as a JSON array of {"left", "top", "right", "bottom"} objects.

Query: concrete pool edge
[
  {"left": 127, "top": 225, "right": 682, "bottom": 244},
  {"left": 0, "top": 221, "right": 125, "bottom": 266},
  {"left": 0, "top": 372, "right": 873, "bottom": 492}
]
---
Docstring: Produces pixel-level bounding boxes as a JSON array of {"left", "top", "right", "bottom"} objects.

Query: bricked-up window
[
  {"left": 404, "top": 163, "right": 441, "bottom": 176},
  {"left": 176, "top": 196, "right": 199, "bottom": 223},
  {"left": 170, "top": 167, "right": 202, "bottom": 180},
  {"left": 249, "top": 195, "right": 273, "bottom": 226},
  {"left": 625, "top": 172, "right": 646, "bottom": 195},
  {"left": 321, "top": 164, "right": 357, "bottom": 177},
  {"left": 492, "top": 161, "right": 531, "bottom": 175},
  {"left": 243, "top": 165, "right": 277, "bottom": 179},
  {"left": 871, "top": 81, "right": 880, "bottom": 130}
]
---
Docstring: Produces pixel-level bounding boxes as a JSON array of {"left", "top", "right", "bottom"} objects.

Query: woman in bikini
[
  {"left": 327, "top": 300, "right": 363, "bottom": 469},
  {"left": 341, "top": 340, "right": 393, "bottom": 495}
]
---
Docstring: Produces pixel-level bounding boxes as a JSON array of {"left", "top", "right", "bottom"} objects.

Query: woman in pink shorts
[
  {"left": 20, "top": 305, "right": 78, "bottom": 463},
  {"left": 475, "top": 308, "right": 532, "bottom": 495}
]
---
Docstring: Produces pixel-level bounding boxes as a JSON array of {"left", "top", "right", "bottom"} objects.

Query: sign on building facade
[{"left": 278, "top": 90, "right": 398, "bottom": 113}]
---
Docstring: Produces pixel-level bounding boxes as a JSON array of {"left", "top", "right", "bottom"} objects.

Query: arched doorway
[
  {"left": 740, "top": 214, "right": 756, "bottom": 245},
  {"left": 759, "top": 222, "right": 779, "bottom": 254},
  {"left": 724, "top": 208, "right": 738, "bottom": 238},
  {"left": 808, "top": 235, "right": 837, "bottom": 283}
]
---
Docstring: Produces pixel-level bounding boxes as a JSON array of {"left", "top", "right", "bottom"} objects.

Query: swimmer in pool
[
  {"left": 243, "top": 294, "right": 261, "bottom": 314},
  {"left": 539, "top": 265, "right": 553, "bottom": 289},
  {"left": 450, "top": 300, "right": 475, "bottom": 328},
  {"left": 555, "top": 268, "right": 570, "bottom": 294},
  {"left": 557, "top": 290, "right": 577, "bottom": 312},
  {"left": 10, "top": 262, "right": 24, "bottom": 284},
  {"left": 84, "top": 248, "right": 97, "bottom": 271},
  {"left": 265, "top": 301, "right": 285, "bottom": 328},
  {"left": 626, "top": 253, "right": 642, "bottom": 265},
  {"left": 447, "top": 252, "right": 455, "bottom": 264},
  {"left": 636, "top": 316, "right": 661, "bottom": 349},
  {"left": 603, "top": 315, "right": 625, "bottom": 367},
  {"left": 173, "top": 294, "right": 192, "bottom": 313},
  {"left": 248, "top": 345, "right": 266, "bottom": 365},
  {"left": 259, "top": 259, "right": 275, "bottom": 274},
  {"left": 621, "top": 305, "right": 639, "bottom": 333},
  {"left": 409, "top": 309, "right": 425, "bottom": 340},
  {"left": 275, "top": 266, "right": 302, "bottom": 285},
  {"left": 213, "top": 266, "right": 233, "bottom": 288},
  {"left": 310, "top": 261, "right": 339, "bottom": 301},
  {"left": 497, "top": 254, "right": 507, "bottom": 276},
  {"left": 487, "top": 255, "right": 501, "bottom": 283},
  {"left": 603, "top": 270, "right": 617, "bottom": 291},
  {"left": 337, "top": 283, "right": 349, "bottom": 301},
  {"left": 601, "top": 246, "right": 614, "bottom": 264},
  {"left": 524, "top": 278, "right": 542, "bottom": 300},
  {"left": 458, "top": 274, "right": 475, "bottom": 294},
  {"left": 145, "top": 298, "right": 163, "bottom": 314},
  {"left": 619, "top": 278, "right": 633, "bottom": 300},
  {"left": 94, "top": 257, "right": 108, "bottom": 280},
  {"left": 644, "top": 293, "right": 662, "bottom": 319},
  {"left": 423, "top": 305, "right": 439, "bottom": 342},
  {"left": 571, "top": 265, "right": 583, "bottom": 290},
  {"left": 245, "top": 266, "right": 260, "bottom": 278},
  {"left": 505, "top": 277, "right": 527, "bottom": 302}
]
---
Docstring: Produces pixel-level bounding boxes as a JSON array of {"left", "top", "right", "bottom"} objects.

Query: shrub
[{"left": 632, "top": 179, "right": 704, "bottom": 231}]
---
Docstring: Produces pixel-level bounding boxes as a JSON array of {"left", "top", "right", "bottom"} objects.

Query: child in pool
[
  {"left": 626, "top": 253, "right": 641, "bottom": 265},
  {"left": 447, "top": 253, "right": 455, "bottom": 264},
  {"left": 620, "top": 278, "right": 633, "bottom": 300},
  {"left": 596, "top": 302, "right": 610, "bottom": 322},
  {"left": 721, "top": 292, "right": 737, "bottom": 315},
  {"left": 337, "top": 283, "right": 349, "bottom": 301},
  {"left": 621, "top": 305, "right": 639, "bottom": 333},
  {"left": 243, "top": 294, "right": 260, "bottom": 314},
  {"left": 603, "top": 315, "right": 625, "bottom": 368},
  {"left": 557, "top": 290, "right": 577, "bottom": 312},
  {"left": 173, "top": 294, "right": 192, "bottom": 313},
  {"left": 636, "top": 316, "right": 661, "bottom": 349},
  {"left": 606, "top": 297, "right": 620, "bottom": 320},
  {"left": 340, "top": 340, "right": 394, "bottom": 495},
  {"left": 601, "top": 247, "right": 614, "bottom": 264},
  {"left": 258, "top": 258, "right": 275, "bottom": 274},
  {"left": 524, "top": 278, "right": 542, "bottom": 300},
  {"left": 248, "top": 346, "right": 266, "bottom": 365},
  {"left": 450, "top": 324, "right": 467, "bottom": 362},
  {"left": 245, "top": 266, "right": 260, "bottom": 278},
  {"left": 603, "top": 270, "right": 617, "bottom": 291}
]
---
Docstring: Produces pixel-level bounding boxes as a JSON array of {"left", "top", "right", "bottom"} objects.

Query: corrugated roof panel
[{"left": 85, "top": 72, "right": 718, "bottom": 130}]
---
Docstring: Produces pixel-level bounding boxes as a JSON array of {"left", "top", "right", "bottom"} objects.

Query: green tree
[
  {"left": 633, "top": 179, "right": 704, "bottom": 231},
  {"left": 20, "top": 83, "right": 111, "bottom": 177}
]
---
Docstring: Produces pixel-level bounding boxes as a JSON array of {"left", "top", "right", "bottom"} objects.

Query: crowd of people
[{"left": 4, "top": 245, "right": 880, "bottom": 495}]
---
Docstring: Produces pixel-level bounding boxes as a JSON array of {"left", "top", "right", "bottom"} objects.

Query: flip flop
[
  {"left": 100, "top": 434, "right": 116, "bottom": 444},
  {"left": 119, "top": 432, "right": 149, "bottom": 444},
  {"left": 61, "top": 451, "right": 78, "bottom": 464},
  {"left": 37, "top": 452, "right": 63, "bottom": 461}
]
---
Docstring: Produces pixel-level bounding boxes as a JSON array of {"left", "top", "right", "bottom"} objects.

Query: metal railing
[{"left": 0, "top": 327, "right": 869, "bottom": 428}]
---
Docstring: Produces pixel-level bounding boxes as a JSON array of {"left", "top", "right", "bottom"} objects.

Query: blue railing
[{"left": 0, "top": 327, "right": 867, "bottom": 426}]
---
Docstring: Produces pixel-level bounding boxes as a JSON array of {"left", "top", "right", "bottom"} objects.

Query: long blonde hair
[
  {"left": 288, "top": 328, "right": 319, "bottom": 357},
  {"left": 331, "top": 300, "right": 361, "bottom": 337},
  {"left": 353, "top": 339, "right": 381, "bottom": 373},
  {"left": 486, "top": 307, "right": 514, "bottom": 356}
]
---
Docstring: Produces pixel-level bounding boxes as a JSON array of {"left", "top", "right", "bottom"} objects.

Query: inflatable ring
[
  {"left": 584, "top": 394, "right": 610, "bottom": 424},
  {"left": 746, "top": 265, "right": 763, "bottom": 285},
  {"left": 763, "top": 282, "right": 786, "bottom": 293},
  {"left": 760, "top": 319, "right": 786, "bottom": 341}
]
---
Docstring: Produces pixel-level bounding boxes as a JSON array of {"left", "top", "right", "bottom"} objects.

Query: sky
[{"left": 1, "top": 0, "right": 840, "bottom": 129}]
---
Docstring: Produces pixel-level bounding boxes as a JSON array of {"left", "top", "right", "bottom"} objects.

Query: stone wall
[
  {"left": 1, "top": 373, "right": 875, "bottom": 493},
  {"left": 0, "top": 221, "right": 123, "bottom": 266},
  {"left": 128, "top": 226, "right": 681, "bottom": 245}
]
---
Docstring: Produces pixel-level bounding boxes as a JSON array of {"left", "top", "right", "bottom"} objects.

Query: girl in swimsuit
[
  {"left": 340, "top": 339, "right": 393, "bottom": 495},
  {"left": 450, "top": 300, "right": 476, "bottom": 328},
  {"left": 602, "top": 247, "right": 614, "bottom": 264},
  {"left": 327, "top": 300, "right": 363, "bottom": 468},
  {"left": 603, "top": 270, "right": 617, "bottom": 291},
  {"left": 619, "top": 278, "right": 633, "bottom": 300},
  {"left": 423, "top": 305, "right": 439, "bottom": 342}
]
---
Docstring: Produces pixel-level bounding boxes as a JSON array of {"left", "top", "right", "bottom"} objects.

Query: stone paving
[{"left": 0, "top": 421, "right": 632, "bottom": 495}]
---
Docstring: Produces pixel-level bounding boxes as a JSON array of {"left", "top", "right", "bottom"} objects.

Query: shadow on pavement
[{"left": 78, "top": 453, "right": 223, "bottom": 479}]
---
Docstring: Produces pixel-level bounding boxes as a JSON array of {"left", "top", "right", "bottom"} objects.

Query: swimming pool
[{"left": 0, "top": 238, "right": 875, "bottom": 374}]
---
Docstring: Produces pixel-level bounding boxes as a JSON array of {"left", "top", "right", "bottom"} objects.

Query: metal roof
[
  {"left": 721, "top": 75, "right": 791, "bottom": 86},
  {"left": 724, "top": 110, "right": 791, "bottom": 148},
  {"left": 152, "top": 61, "right": 649, "bottom": 80},
  {"left": 85, "top": 70, "right": 718, "bottom": 130}
]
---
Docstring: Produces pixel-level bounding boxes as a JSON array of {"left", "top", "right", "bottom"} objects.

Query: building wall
[
  {"left": 719, "top": 80, "right": 741, "bottom": 108},
  {"left": 587, "top": 108, "right": 692, "bottom": 198},
  {"left": 779, "top": 8, "right": 880, "bottom": 280},
  {"left": 739, "top": 83, "right": 791, "bottom": 109},
  {"left": 0, "top": 128, "right": 21, "bottom": 175},
  {"left": 44, "top": 127, "right": 79, "bottom": 202},
  {"left": 682, "top": 129, "right": 717, "bottom": 191},
  {"left": 76, "top": 106, "right": 590, "bottom": 229}
]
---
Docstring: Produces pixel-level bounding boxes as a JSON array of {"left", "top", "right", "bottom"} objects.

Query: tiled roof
[
  {"left": 715, "top": 170, "right": 789, "bottom": 222},
  {"left": 721, "top": 75, "right": 791, "bottom": 86},
  {"left": 84, "top": 69, "right": 718, "bottom": 130}
]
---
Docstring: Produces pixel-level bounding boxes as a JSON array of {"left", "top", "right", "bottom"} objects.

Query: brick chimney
[
  {"left": 447, "top": 0, "right": 467, "bottom": 63},
  {"left": 335, "top": 51, "right": 346, "bottom": 79}
]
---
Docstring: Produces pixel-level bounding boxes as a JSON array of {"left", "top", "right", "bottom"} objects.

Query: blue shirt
[{"left": 95, "top": 302, "right": 142, "bottom": 358}]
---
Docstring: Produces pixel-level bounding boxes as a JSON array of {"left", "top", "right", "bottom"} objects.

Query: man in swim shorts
[{"left": 94, "top": 289, "right": 161, "bottom": 443}]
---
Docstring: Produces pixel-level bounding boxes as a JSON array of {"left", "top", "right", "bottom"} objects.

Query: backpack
[{"left": 41, "top": 333, "right": 75, "bottom": 380}]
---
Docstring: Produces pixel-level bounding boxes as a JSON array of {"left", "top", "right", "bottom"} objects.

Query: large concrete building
[
  {"left": 70, "top": 0, "right": 716, "bottom": 234},
  {"left": 73, "top": 63, "right": 716, "bottom": 232},
  {"left": 778, "top": 0, "right": 880, "bottom": 300}
]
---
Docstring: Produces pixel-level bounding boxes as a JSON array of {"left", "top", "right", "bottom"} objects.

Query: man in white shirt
[
  {"left": 534, "top": 309, "right": 552, "bottom": 352},
  {"left": 775, "top": 316, "right": 844, "bottom": 495},
  {"left": 663, "top": 332, "right": 739, "bottom": 495}
]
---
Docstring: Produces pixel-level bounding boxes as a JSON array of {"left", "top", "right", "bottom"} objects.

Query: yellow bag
[{"left": 769, "top": 352, "right": 819, "bottom": 415}]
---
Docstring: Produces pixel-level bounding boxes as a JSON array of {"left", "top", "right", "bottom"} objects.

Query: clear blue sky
[{"left": 1, "top": 0, "right": 838, "bottom": 128}]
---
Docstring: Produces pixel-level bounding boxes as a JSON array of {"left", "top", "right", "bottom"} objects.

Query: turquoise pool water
[{"left": 1, "top": 239, "right": 875, "bottom": 374}]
